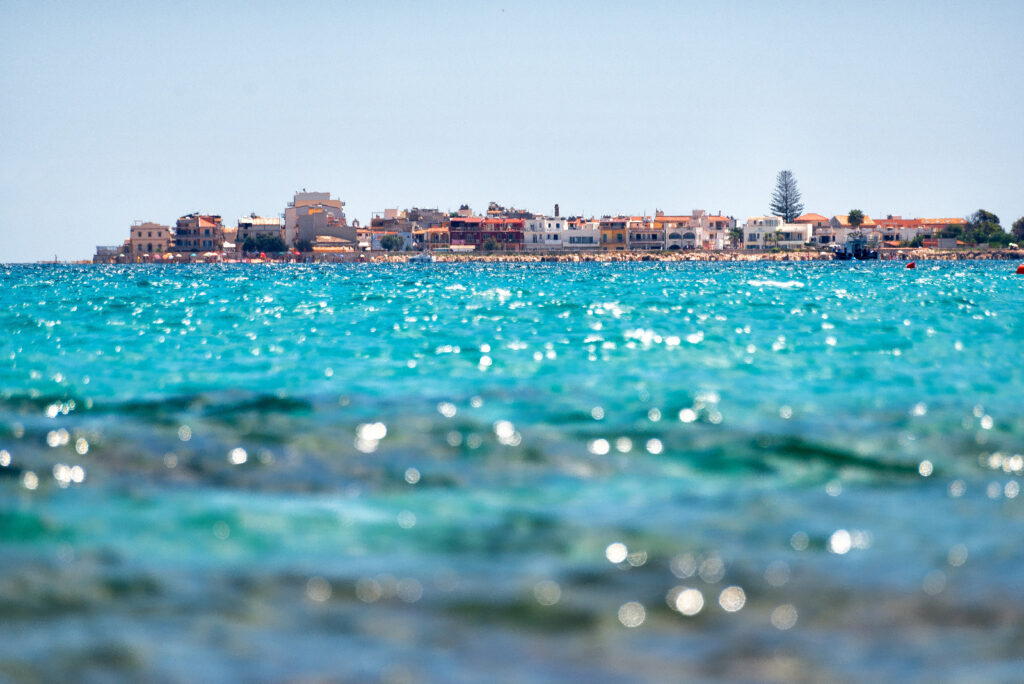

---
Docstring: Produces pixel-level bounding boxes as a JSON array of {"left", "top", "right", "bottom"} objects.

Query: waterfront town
[{"left": 92, "top": 189, "right": 1015, "bottom": 264}]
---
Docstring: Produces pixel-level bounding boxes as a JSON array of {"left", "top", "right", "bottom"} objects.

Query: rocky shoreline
[{"left": 369, "top": 248, "right": 1024, "bottom": 264}]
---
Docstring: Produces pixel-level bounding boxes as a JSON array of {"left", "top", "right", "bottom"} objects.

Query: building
[
  {"left": 284, "top": 191, "right": 346, "bottom": 246},
  {"left": 564, "top": 217, "right": 600, "bottom": 249},
  {"left": 296, "top": 206, "right": 356, "bottom": 245},
  {"left": 93, "top": 245, "right": 124, "bottom": 264},
  {"left": 599, "top": 217, "right": 628, "bottom": 250},
  {"left": 793, "top": 213, "right": 832, "bottom": 246},
  {"left": 127, "top": 221, "right": 172, "bottom": 260},
  {"left": 742, "top": 216, "right": 784, "bottom": 249},
  {"left": 655, "top": 213, "right": 698, "bottom": 250},
  {"left": 174, "top": 214, "right": 223, "bottom": 253},
  {"left": 237, "top": 214, "right": 284, "bottom": 245},
  {"left": 828, "top": 214, "right": 876, "bottom": 246},
  {"left": 524, "top": 216, "right": 568, "bottom": 250},
  {"left": 449, "top": 216, "right": 524, "bottom": 251},
  {"left": 702, "top": 213, "right": 737, "bottom": 250},
  {"left": 627, "top": 216, "right": 663, "bottom": 250}
]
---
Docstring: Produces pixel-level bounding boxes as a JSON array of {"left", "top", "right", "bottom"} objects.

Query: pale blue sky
[{"left": 2, "top": 0, "right": 1022, "bottom": 261}]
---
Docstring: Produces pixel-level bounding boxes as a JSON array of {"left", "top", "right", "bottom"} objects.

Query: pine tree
[{"left": 769, "top": 170, "right": 804, "bottom": 223}]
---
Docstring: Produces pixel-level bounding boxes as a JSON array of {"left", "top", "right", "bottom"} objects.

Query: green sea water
[{"left": 1, "top": 262, "right": 1023, "bottom": 682}]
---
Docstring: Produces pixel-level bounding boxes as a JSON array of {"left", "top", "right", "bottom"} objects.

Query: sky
[{"left": 1, "top": 0, "right": 1022, "bottom": 262}]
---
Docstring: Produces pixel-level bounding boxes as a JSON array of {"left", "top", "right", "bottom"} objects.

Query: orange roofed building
[{"left": 174, "top": 213, "right": 224, "bottom": 253}]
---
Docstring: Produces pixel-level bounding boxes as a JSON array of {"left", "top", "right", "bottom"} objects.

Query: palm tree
[{"left": 729, "top": 227, "right": 744, "bottom": 249}]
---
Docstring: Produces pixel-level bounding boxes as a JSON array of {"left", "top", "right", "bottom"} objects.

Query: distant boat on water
[
  {"left": 409, "top": 251, "right": 435, "bottom": 264},
  {"left": 833, "top": 234, "right": 878, "bottom": 261}
]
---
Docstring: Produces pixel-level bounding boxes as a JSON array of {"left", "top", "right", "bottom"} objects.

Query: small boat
[
  {"left": 409, "top": 251, "right": 435, "bottom": 264},
  {"left": 833, "top": 234, "right": 878, "bottom": 261}
]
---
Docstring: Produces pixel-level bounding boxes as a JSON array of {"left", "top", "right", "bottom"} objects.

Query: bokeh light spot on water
[
  {"left": 791, "top": 531, "right": 809, "bottom": 551},
  {"left": 615, "top": 437, "right": 632, "bottom": 453},
  {"left": 679, "top": 408, "right": 697, "bottom": 423},
  {"left": 0, "top": 450, "right": 10, "bottom": 467},
  {"left": 668, "top": 586, "right": 704, "bottom": 616},
  {"left": 493, "top": 420, "right": 521, "bottom": 446},
  {"left": 671, "top": 553, "right": 697, "bottom": 579},
  {"left": 1005, "top": 481, "right": 1020, "bottom": 498},
  {"left": 74, "top": 437, "right": 89, "bottom": 455},
  {"left": 648, "top": 408, "right": 662, "bottom": 422},
  {"left": 177, "top": 425, "right": 192, "bottom": 442},
  {"left": 605, "top": 542, "right": 628, "bottom": 564},
  {"left": 356, "top": 422, "right": 387, "bottom": 453},
  {"left": 828, "top": 529, "right": 852, "bottom": 554},
  {"left": 590, "top": 406, "right": 605, "bottom": 420},
  {"left": 397, "top": 578, "right": 423, "bottom": 603},
  {"left": 770, "top": 604, "right": 798, "bottom": 630},
  {"left": 646, "top": 439, "right": 664, "bottom": 455},
  {"left": 618, "top": 601, "right": 646, "bottom": 628},
  {"left": 948, "top": 480, "right": 966, "bottom": 498},
  {"left": 588, "top": 439, "right": 610, "bottom": 456},
  {"left": 533, "top": 580, "right": 561, "bottom": 606},
  {"left": 404, "top": 467, "right": 421, "bottom": 484},
  {"left": 397, "top": 511, "right": 416, "bottom": 529},
  {"left": 948, "top": 544, "right": 968, "bottom": 567},
  {"left": 306, "top": 577, "right": 332, "bottom": 603},
  {"left": 22, "top": 470, "right": 39, "bottom": 490},
  {"left": 228, "top": 447, "right": 248, "bottom": 465},
  {"left": 826, "top": 480, "right": 842, "bottom": 497},
  {"left": 918, "top": 460, "right": 934, "bottom": 477},
  {"left": 718, "top": 586, "right": 746, "bottom": 612},
  {"left": 698, "top": 556, "right": 725, "bottom": 584},
  {"left": 355, "top": 578, "right": 382, "bottom": 603},
  {"left": 437, "top": 402, "right": 457, "bottom": 418},
  {"left": 627, "top": 551, "right": 647, "bottom": 567}
]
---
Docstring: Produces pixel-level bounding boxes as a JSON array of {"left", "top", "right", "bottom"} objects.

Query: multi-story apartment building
[
  {"left": 127, "top": 221, "right": 172, "bottom": 260},
  {"left": 450, "top": 216, "right": 524, "bottom": 251},
  {"left": 627, "top": 216, "right": 663, "bottom": 250},
  {"left": 655, "top": 214, "right": 697, "bottom": 250},
  {"left": 284, "top": 191, "right": 346, "bottom": 246},
  {"left": 174, "top": 214, "right": 224, "bottom": 253},
  {"left": 793, "top": 213, "right": 832, "bottom": 245},
  {"left": 599, "top": 217, "right": 628, "bottom": 250},
  {"left": 743, "top": 216, "right": 812, "bottom": 249}
]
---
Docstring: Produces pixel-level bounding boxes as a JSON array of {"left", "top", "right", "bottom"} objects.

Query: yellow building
[
  {"left": 599, "top": 217, "right": 628, "bottom": 250},
  {"left": 127, "top": 221, "right": 172, "bottom": 261}
]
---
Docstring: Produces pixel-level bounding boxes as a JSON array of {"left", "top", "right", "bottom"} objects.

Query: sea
[{"left": 1, "top": 261, "right": 1022, "bottom": 683}]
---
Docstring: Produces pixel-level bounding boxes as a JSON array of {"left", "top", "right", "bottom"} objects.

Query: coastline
[
  {"left": 23, "top": 247, "right": 1024, "bottom": 266},
  {"left": 367, "top": 248, "right": 1024, "bottom": 264}
]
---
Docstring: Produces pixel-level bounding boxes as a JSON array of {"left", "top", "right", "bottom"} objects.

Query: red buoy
[
  {"left": 1017, "top": 264, "right": 1024, "bottom": 274},
  {"left": 906, "top": 261, "right": 916, "bottom": 269}
]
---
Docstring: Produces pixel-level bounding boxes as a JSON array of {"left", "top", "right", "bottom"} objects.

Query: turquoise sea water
[{"left": 1, "top": 262, "right": 1023, "bottom": 683}]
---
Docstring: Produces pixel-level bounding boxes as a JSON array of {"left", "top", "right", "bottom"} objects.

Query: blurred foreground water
[{"left": 1, "top": 262, "right": 1023, "bottom": 683}]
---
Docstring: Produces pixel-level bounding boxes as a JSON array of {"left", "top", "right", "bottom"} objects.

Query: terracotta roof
[
  {"left": 794, "top": 213, "right": 828, "bottom": 223},
  {"left": 833, "top": 214, "right": 876, "bottom": 227}
]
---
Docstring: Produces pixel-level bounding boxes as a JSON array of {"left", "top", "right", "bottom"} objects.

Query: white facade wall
[
  {"left": 742, "top": 216, "right": 782, "bottom": 249},
  {"left": 523, "top": 217, "right": 586, "bottom": 250}
]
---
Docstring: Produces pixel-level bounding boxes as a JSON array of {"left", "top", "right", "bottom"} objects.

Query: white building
[
  {"left": 522, "top": 216, "right": 599, "bottom": 250},
  {"left": 743, "top": 217, "right": 812, "bottom": 249}
]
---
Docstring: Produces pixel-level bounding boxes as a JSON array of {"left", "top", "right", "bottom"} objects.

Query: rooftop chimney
[{"left": 554, "top": 203, "right": 560, "bottom": 217}]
